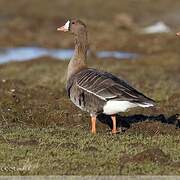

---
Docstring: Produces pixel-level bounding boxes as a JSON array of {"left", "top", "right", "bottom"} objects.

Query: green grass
[
  {"left": 0, "top": 55, "right": 179, "bottom": 175},
  {"left": 0, "top": 126, "right": 179, "bottom": 175}
]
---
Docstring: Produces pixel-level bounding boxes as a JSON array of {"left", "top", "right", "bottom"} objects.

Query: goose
[{"left": 57, "top": 19, "right": 155, "bottom": 134}]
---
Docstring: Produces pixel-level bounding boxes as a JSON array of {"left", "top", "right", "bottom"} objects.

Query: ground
[{"left": 0, "top": 0, "right": 180, "bottom": 175}]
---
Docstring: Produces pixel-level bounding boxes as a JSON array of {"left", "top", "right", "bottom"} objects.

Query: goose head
[{"left": 57, "top": 19, "right": 87, "bottom": 35}]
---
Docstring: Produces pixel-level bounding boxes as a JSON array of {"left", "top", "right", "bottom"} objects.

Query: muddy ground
[{"left": 0, "top": 0, "right": 180, "bottom": 175}]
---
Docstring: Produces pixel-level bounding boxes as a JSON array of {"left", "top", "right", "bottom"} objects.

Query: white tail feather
[
  {"left": 137, "top": 103, "right": 154, "bottom": 107},
  {"left": 103, "top": 100, "right": 154, "bottom": 115}
]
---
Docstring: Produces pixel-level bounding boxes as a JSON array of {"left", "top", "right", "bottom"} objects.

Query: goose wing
[{"left": 76, "top": 68, "right": 155, "bottom": 104}]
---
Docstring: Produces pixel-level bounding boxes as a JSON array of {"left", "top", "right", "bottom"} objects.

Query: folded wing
[{"left": 76, "top": 68, "right": 155, "bottom": 105}]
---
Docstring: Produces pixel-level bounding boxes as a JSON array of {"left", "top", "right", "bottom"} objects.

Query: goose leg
[
  {"left": 111, "top": 115, "right": 117, "bottom": 134},
  {"left": 91, "top": 116, "right": 96, "bottom": 134}
]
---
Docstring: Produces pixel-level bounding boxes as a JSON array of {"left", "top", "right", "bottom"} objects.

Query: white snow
[{"left": 142, "top": 21, "right": 171, "bottom": 34}]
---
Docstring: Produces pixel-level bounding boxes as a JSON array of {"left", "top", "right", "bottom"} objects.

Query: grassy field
[
  {"left": 0, "top": 0, "right": 180, "bottom": 176},
  {"left": 0, "top": 54, "right": 179, "bottom": 175}
]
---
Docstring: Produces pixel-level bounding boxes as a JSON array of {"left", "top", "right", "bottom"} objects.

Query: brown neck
[{"left": 67, "top": 30, "right": 88, "bottom": 80}]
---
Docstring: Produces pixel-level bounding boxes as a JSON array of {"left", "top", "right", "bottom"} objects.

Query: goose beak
[
  {"left": 57, "top": 26, "right": 68, "bottom": 32},
  {"left": 176, "top": 32, "right": 180, "bottom": 36},
  {"left": 57, "top": 20, "right": 70, "bottom": 32}
]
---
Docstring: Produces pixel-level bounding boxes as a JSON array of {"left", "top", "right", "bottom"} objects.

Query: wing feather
[{"left": 75, "top": 68, "right": 155, "bottom": 104}]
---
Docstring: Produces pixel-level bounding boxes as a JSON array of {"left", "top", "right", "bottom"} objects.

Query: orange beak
[
  {"left": 176, "top": 32, "right": 180, "bottom": 36},
  {"left": 57, "top": 20, "right": 70, "bottom": 32},
  {"left": 57, "top": 26, "right": 68, "bottom": 32}
]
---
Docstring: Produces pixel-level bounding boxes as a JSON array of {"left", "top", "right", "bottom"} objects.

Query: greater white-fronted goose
[{"left": 57, "top": 19, "right": 155, "bottom": 134}]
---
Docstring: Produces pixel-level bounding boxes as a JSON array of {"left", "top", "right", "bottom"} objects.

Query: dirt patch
[
  {"left": 126, "top": 121, "right": 180, "bottom": 136},
  {"left": 98, "top": 114, "right": 180, "bottom": 136},
  {"left": 119, "top": 148, "right": 171, "bottom": 166},
  {"left": 132, "top": 148, "right": 170, "bottom": 164}
]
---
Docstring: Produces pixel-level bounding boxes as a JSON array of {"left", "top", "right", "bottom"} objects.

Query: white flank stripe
[
  {"left": 137, "top": 103, "right": 154, "bottom": 107},
  {"left": 77, "top": 84, "right": 106, "bottom": 101}
]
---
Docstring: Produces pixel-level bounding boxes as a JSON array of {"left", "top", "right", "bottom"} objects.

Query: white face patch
[{"left": 64, "top": 20, "right": 70, "bottom": 31}]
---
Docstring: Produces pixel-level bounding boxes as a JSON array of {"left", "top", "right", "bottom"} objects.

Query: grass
[
  {"left": 0, "top": 55, "right": 179, "bottom": 175},
  {"left": 0, "top": 126, "right": 179, "bottom": 175}
]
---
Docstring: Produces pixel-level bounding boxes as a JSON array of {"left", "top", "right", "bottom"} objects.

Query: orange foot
[
  {"left": 91, "top": 130, "right": 96, "bottom": 134},
  {"left": 111, "top": 128, "right": 123, "bottom": 134}
]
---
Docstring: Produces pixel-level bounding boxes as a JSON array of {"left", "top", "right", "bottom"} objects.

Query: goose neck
[{"left": 67, "top": 31, "right": 88, "bottom": 80}]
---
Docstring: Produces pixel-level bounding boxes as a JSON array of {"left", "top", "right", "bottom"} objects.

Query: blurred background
[{"left": 0, "top": 0, "right": 180, "bottom": 51}]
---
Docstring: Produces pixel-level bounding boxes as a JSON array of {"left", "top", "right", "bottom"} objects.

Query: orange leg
[
  {"left": 91, "top": 116, "right": 96, "bottom": 134},
  {"left": 111, "top": 115, "right": 117, "bottom": 134}
]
